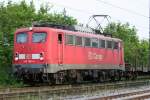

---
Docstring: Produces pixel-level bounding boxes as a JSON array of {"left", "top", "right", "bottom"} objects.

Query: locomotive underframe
[{"left": 12, "top": 64, "right": 137, "bottom": 84}]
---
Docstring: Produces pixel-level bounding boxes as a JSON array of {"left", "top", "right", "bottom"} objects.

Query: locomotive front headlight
[
  {"left": 40, "top": 52, "right": 44, "bottom": 60},
  {"left": 15, "top": 53, "right": 19, "bottom": 61},
  {"left": 40, "top": 57, "right": 44, "bottom": 60},
  {"left": 15, "top": 57, "right": 19, "bottom": 61},
  {"left": 29, "top": 27, "right": 33, "bottom": 31}
]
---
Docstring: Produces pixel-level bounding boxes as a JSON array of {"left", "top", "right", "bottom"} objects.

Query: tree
[
  {"left": 0, "top": 0, "right": 77, "bottom": 85},
  {"left": 138, "top": 40, "right": 149, "bottom": 67},
  {"left": 104, "top": 22, "right": 149, "bottom": 68}
]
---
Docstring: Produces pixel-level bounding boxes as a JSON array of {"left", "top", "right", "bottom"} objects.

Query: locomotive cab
[{"left": 13, "top": 27, "right": 49, "bottom": 78}]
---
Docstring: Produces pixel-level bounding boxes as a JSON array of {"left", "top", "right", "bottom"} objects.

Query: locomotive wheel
[
  {"left": 67, "top": 70, "right": 77, "bottom": 84},
  {"left": 117, "top": 71, "right": 122, "bottom": 81},
  {"left": 115, "top": 72, "right": 121, "bottom": 81},
  {"left": 110, "top": 71, "right": 115, "bottom": 82},
  {"left": 99, "top": 76, "right": 104, "bottom": 82},
  {"left": 50, "top": 75, "right": 56, "bottom": 85},
  {"left": 55, "top": 73, "right": 63, "bottom": 84},
  {"left": 99, "top": 71, "right": 105, "bottom": 82},
  {"left": 76, "top": 71, "right": 83, "bottom": 83},
  {"left": 14, "top": 72, "right": 23, "bottom": 82}
]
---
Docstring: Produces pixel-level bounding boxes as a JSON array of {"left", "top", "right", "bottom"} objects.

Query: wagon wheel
[{"left": 131, "top": 71, "right": 138, "bottom": 80}]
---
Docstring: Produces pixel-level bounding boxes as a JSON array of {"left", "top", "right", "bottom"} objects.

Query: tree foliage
[
  {"left": 104, "top": 22, "right": 149, "bottom": 68},
  {"left": 0, "top": 0, "right": 77, "bottom": 85}
]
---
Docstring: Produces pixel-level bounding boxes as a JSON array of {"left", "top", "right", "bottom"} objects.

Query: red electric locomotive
[{"left": 13, "top": 22, "right": 125, "bottom": 84}]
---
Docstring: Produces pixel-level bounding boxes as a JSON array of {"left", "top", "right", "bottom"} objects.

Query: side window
[
  {"left": 91, "top": 38, "right": 98, "bottom": 48},
  {"left": 75, "top": 36, "right": 82, "bottom": 46},
  {"left": 99, "top": 40, "right": 105, "bottom": 48},
  {"left": 65, "top": 35, "right": 74, "bottom": 45},
  {"left": 113, "top": 42, "right": 118, "bottom": 49},
  {"left": 107, "top": 40, "right": 112, "bottom": 49},
  {"left": 84, "top": 37, "right": 91, "bottom": 47}
]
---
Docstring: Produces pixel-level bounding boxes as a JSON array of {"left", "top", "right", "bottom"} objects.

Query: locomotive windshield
[
  {"left": 32, "top": 32, "right": 47, "bottom": 43},
  {"left": 16, "top": 32, "right": 28, "bottom": 43}
]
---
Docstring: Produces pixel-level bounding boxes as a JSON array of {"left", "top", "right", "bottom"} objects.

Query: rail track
[
  {"left": 1, "top": 79, "right": 150, "bottom": 99},
  {"left": 93, "top": 89, "right": 150, "bottom": 100}
]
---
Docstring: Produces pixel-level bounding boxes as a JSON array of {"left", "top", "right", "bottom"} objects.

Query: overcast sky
[{"left": 3, "top": 0, "right": 149, "bottom": 39}]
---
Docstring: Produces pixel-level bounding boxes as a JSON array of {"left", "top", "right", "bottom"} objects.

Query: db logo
[{"left": 88, "top": 52, "right": 103, "bottom": 60}]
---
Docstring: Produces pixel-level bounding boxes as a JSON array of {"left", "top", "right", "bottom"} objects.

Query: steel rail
[{"left": 0, "top": 80, "right": 150, "bottom": 99}]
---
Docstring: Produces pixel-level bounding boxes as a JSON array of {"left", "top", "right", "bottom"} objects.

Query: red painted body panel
[{"left": 13, "top": 27, "right": 124, "bottom": 69}]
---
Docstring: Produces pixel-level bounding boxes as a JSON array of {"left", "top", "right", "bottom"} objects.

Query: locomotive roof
[
  {"left": 15, "top": 26, "right": 122, "bottom": 42},
  {"left": 33, "top": 22, "right": 109, "bottom": 35},
  {"left": 33, "top": 22, "right": 122, "bottom": 41}
]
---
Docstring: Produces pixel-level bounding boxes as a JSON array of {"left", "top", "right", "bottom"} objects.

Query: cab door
[{"left": 57, "top": 33, "right": 63, "bottom": 65}]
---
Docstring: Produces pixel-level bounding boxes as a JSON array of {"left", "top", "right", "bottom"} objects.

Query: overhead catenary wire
[
  {"left": 49, "top": 0, "right": 149, "bottom": 19},
  {"left": 48, "top": 1, "right": 149, "bottom": 31},
  {"left": 96, "top": 0, "right": 149, "bottom": 19}
]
